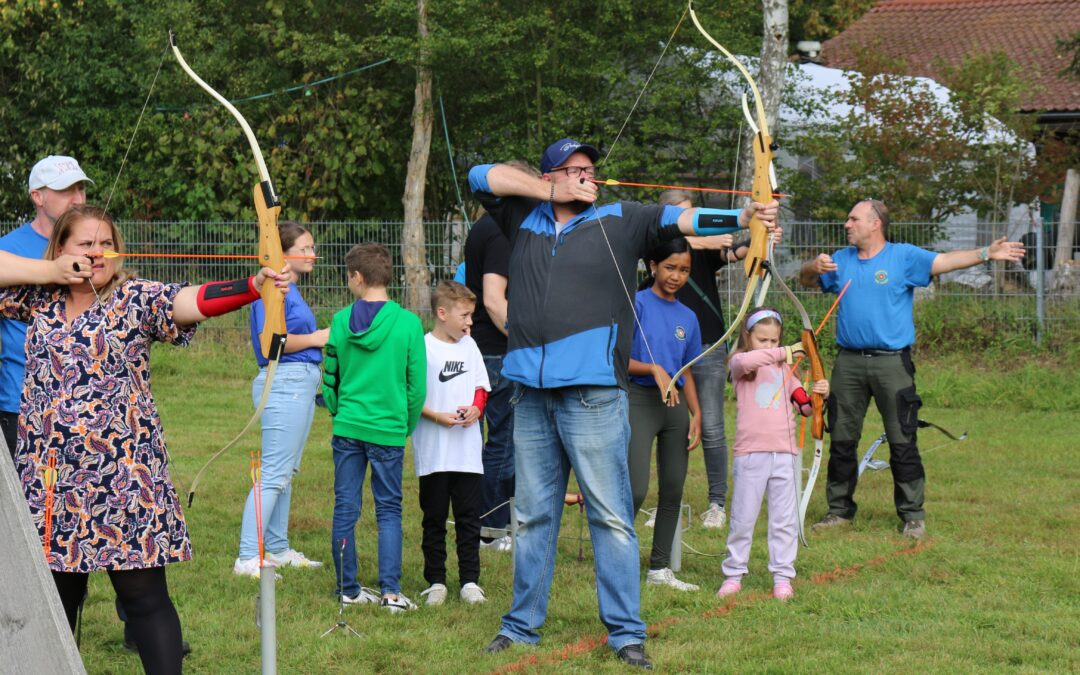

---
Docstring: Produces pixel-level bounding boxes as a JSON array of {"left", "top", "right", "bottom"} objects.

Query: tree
[{"left": 402, "top": 0, "right": 434, "bottom": 314}]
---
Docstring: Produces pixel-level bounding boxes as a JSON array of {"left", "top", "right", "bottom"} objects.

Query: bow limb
[
  {"left": 665, "top": 4, "right": 780, "bottom": 402},
  {"left": 664, "top": 270, "right": 759, "bottom": 402},
  {"left": 688, "top": 2, "right": 776, "bottom": 282},
  {"left": 170, "top": 33, "right": 287, "bottom": 504},
  {"left": 765, "top": 263, "right": 826, "bottom": 536}
]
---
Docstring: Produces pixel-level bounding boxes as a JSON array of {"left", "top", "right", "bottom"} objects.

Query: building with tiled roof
[{"left": 821, "top": 0, "right": 1080, "bottom": 129}]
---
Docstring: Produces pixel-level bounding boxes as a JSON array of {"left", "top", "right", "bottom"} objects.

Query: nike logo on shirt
[{"left": 438, "top": 361, "right": 467, "bottom": 382}]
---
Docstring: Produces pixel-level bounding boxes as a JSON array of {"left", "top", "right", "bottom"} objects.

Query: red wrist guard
[
  {"left": 791, "top": 386, "right": 811, "bottom": 407},
  {"left": 472, "top": 388, "right": 488, "bottom": 416},
  {"left": 196, "top": 277, "right": 261, "bottom": 318}
]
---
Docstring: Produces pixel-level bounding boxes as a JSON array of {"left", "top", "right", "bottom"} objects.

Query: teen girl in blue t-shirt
[
  {"left": 235, "top": 221, "right": 329, "bottom": 577},
  {"left": 627, "top": 237, "right": 702, "bottom": 591}
]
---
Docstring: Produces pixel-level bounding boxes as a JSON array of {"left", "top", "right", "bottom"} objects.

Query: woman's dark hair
[{"left": 637, "top": 237, "right": 692, "bottom": 291}]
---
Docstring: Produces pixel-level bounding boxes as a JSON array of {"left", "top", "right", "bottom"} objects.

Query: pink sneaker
[
  {"left": 716, "top": 579, "right": 742, "bottom": 598},
  {"left": 773, "top": 581, "right": 794, "bottom": 601}
]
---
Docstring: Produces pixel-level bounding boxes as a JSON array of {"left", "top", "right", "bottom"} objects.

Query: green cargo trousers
[{"left": 824, "top": 349, "right": 926, "bottom": 523}]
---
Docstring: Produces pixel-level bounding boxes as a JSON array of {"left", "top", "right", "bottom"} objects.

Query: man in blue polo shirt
[
  {"left": 470, "top": 138, "right": 777, "bottom": 669},
  {"left": 799, "top": 199, "right": 1024, "bottom": 539},
  {"left": 0, "top": 156, "right": 93, "bottom": 458}
]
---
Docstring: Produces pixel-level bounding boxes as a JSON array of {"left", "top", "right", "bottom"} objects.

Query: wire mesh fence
[{"left": 2, "top": 217, "right": 1076, "bottom": 346}]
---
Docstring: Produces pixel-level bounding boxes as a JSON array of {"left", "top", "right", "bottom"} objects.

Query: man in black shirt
[{"left": 463, "top": 212, "right": 515, "bottom": 550}]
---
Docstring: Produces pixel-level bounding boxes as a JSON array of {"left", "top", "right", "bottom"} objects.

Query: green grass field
[{"left": 71, "top": 340, "right": 1079, "bottom": 674}]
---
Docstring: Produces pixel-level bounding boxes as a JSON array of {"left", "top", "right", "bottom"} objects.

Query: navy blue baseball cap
[{"left": 540, "top": 138, "right": 600, "bottom": 174}]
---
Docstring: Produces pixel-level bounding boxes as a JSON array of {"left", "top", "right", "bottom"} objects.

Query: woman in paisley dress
[{"left": 0, "top": 204, "right": 291, "bottom": 675}]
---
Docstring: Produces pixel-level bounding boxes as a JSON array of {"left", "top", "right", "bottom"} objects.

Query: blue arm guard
[{"left": 692, "top": 208, "right": 742, "bottom": 236}]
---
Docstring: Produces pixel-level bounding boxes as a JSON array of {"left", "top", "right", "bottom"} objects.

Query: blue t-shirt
[
  {"left": 0, "top": 223, "right": 48, "bottom": 413},
  {"left": 249, "top": 284, "right": 323, "bottom": 367},
  {"left": 629, "top": 288, "right": 702, "bottom": 389},
  {"left": 819, "top": 243, "right": 937, "bottom": 351}
]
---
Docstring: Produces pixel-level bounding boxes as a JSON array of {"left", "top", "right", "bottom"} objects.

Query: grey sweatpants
[{"left": 721, "top": 451, "right": 798, "bottom": 583}]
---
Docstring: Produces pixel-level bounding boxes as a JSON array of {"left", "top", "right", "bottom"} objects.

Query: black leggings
[{"left": 52, "top": 567, "right": 183, "bottom": 675}]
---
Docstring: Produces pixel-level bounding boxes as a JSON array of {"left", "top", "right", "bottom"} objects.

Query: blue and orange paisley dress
[{"left": 0, "top": 279, "right": 196, "bottom": 573}]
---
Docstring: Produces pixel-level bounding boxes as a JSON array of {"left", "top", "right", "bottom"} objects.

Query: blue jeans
[
  {"left": 692, "top": 343, "right": 729, "bottom": 506},
  {"left": 330, "top": 436, "right": 404, "bottom": 596},
  {"left": 480, "top": 354, "right": 515, "bottom": 532},
  {"left": 239, "top": 362, "right": 321, "bottom": 559},
  {"left": 498, "top": 385, "right": 645, "bottom": 652}
]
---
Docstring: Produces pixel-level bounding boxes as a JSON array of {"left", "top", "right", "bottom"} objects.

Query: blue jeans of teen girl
[{"left": 238, "top": 362, "right": 321, "bottom": 559}]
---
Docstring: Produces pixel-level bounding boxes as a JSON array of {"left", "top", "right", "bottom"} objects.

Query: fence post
[{"left": 1036, "top": 209, "right": 1045, "bottom": 346}]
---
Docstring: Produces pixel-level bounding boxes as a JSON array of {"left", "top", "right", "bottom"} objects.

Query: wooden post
[
  {"left": 1055, "top": 168, "right": 1078, "bottom": 269},
  {"left": 0, "top": 439, "right": 85, "bottom": 674}
]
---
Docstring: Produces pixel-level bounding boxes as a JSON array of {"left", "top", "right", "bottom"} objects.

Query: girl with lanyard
[
  {"left": 717, "top": 307, "right": 829, "bottom": 601},
  {"left": 0, "top": 204, "right": 291, "bottom": 673},
  {"left": 627, "top": 237, "right": 702, "bottom": 591},
  {"left": 235, "top": 221, "right": 328, "bottom": 576}
]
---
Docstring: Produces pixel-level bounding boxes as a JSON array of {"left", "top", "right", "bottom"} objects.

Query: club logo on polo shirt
[
  {"left": 438, "top": 360, "right": 467, "bottom": 382},
  {"left": 674, "top": 325, "right": 687, "bottom": 341},
  {"left": 875, "top": 270, "right": 888, "bottom": 284}
]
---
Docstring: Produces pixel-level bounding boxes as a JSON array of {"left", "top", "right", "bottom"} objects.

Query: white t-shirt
[{"left": 412, "top": 333, "right": 491, "bottom": 476}]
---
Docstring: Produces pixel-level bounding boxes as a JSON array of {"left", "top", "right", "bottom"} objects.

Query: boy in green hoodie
[{"left": 323, "top": 243, "right": 426, "bottom": 612}]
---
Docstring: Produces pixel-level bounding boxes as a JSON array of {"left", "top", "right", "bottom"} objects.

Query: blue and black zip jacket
[{"left": 469, "top": 164, "right": 685, "bottom": 391}]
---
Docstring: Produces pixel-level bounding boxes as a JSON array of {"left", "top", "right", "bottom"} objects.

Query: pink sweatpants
[{"left": 721, "top": 451, "right": 798, "bottom": 583}]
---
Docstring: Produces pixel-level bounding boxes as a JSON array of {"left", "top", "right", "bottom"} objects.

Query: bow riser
[
  {"left": 802, "top": 327, "right": 825, "bottom": 439},
  {"left": 254, "top": 183, "right": 287, "bottom": 360},
  {"left": 743, "top": 130, "right": 774, "bottom": 279}
]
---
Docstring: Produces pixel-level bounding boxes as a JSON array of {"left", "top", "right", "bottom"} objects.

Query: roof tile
[{"left": 821, "top": 0, "right": 1080, "bottom": 111}]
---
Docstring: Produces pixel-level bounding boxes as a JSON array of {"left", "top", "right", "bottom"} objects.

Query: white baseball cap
[{"left": 28, "top": 155, "right": 94, "bottom": 191}]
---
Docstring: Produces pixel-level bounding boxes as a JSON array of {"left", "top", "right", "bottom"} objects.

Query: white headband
[{"left": 746, "top": 309, "right": 782, "bottom": 330}]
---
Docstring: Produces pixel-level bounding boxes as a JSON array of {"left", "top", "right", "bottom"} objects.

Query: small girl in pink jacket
[{"left": 716, "top": 307, "right": 829, "bottom": 601}]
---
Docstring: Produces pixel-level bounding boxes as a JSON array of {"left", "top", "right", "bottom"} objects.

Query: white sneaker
[
  {"left": 232, "top": 556, "right": 280, "bottom": 580},
  {"left": 701, "top": 503, "right": 726, "bottom": 529},
  {"left": 380, "top": 593, "right": 417, "bottom": 614},
  {"left": 459, "top": 582, "right": 486, "bottom": 605},
  {"left": 266, "top": 548, "right": 323, "bottom": 568},
  {"left": 646, "top": 568, "right": 700, "bottom": 591},
  {"left": 420, "top": 583, "right": 447, "bottom": 606},
  {"left": 342, "top": 587, "right": 380, "bottom": 605},
  {"left": 480, "top": 535, "right": 512, "bottom": 552}
]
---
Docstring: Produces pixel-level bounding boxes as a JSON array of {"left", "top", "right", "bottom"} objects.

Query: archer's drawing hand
[
  {"left": 550, "top": 177, "right": 597, "bottom": 204},
  {"left": 55, "top": 255, "right": 94, "bottom": 285}
]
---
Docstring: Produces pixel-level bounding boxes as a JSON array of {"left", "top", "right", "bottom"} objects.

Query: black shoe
[
  {"left": 483, "top": 634, "right": 514, "bottom": 654},
  {"left": 124, "top": 637, "right": 192, "bottom": 657},
  {"left": 616, "top": 643, "right": 653, "bottom": 669}
]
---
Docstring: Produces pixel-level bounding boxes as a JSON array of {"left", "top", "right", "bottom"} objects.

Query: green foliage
[
  {"left": 790, "top": 0, "right": 877, "bottom": 43},
  {"left": 785, "top": 49, "right": 1038, "bottom": 225},
  {"left": 0, "top": 0, "right": 802, "bottom": 229}
]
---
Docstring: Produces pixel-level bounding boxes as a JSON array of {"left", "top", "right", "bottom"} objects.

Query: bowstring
[
  {"left": 592, "top": 6, "right": 689, "bottom": 377},
  {"left": 87, "top": 41, "right": 171, "bottom": 305}
]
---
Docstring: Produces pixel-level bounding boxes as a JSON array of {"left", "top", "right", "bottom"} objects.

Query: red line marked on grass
[{"left": 489, "top": 540, "right": 931, "bottom": 674}]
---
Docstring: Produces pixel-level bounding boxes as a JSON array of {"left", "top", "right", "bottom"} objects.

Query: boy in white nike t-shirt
[{"left": 413, "top": 280, "right": 492, "bottom": 606}]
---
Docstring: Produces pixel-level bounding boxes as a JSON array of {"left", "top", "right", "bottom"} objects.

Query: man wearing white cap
[{"left": 0, "top": 155, "right": 93, "bottom": 458}]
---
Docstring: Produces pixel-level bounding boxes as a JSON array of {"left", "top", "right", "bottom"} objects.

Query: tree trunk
[
  {"left": 735, "top": 0, "right": 788, "bottom": 203},
  {"left": 402, "top": 0, "right": 433, "bottom": 315},
  {"left": 1054, "top": 167, "right": 1078, "bottom": 269}
]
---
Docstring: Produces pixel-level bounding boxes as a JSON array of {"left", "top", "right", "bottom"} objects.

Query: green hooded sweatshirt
[{"left": 321, "top": 300, "right": 426, "bottom": 447}]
